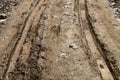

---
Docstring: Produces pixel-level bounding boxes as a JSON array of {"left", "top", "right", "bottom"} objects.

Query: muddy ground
[{"left": 0, "top": 0, "right": 120, "bottom": 80}]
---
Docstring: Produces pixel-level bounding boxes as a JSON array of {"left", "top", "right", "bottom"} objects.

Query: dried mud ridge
[{"left": 0, "top": 0, "right": 120, "bottom": 80}]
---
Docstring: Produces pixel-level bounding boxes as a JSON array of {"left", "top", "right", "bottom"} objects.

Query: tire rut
[
  {"left": 1, "top": 0, "right": 48, "bottom": 80},
  {"left": 0, "top": 0, "right": 41, "bottom": 79},
  {"left": 79, "top": 0, "right": 115, "bottom": 80}
]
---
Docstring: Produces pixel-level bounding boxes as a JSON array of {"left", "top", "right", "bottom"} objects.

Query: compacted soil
[{"left": 0, "top": 0, "right": 120, "bottom": 80}]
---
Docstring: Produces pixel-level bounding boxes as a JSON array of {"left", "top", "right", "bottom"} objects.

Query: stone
[
  {"left": 0, "top": 19, "right": 6, "bottom": 23},
  {"left": 0, "top": 14, "right": 6, "bottom": 24},
  {"left": 69, "top": 43, "right": 78, "bottom": 49}
]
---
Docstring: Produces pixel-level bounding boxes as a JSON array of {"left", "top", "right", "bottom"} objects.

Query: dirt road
[{"left": 0, "top": 0, "right": 120, "bottom": 80}]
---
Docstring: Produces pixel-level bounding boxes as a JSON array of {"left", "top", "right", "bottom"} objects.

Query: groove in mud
[
  {"left": 3, "top": 2, "right": 48, "bottom": 79},
  {"left": 8, "top": 12, "right": 47, "bottom": 79},
  {"left": 0, "top": 0, "right": 45, "bottom": 80},
  {"left": 87, "top": 14, "right": 120, "bottom": 80},
  {"left": 85, "top": 0, "right": 120, "bottom": 79},
  {"left": 8, "top": 44, "right": 43, "bottom": 80},
  {"left": 77, "top": 0, "right": 92, "bottom": 60}
]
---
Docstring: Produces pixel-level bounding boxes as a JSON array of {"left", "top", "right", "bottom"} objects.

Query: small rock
[
  {"left": 116, "top": 18, "right": 120, "bottom": 22},
  {"left": 60, "top": 20, "right": 64, "bottom": 24},
  {"left": 69, "top": 43, "right": 78, "bottom": 49},
  {"left": 0, "top": 14, "right": 7, "bottom": 19},
  {"left": 0, "top": 14, "right": 7, "bottom": 24},
  {"left": 111, "top": 2, "right": 115, "bottom": 6},
  {"left": 59, "top": 53, "right": 68, "bottom": 61},
  {"left": 60, "top": 53, "right": 66, "bottom": 56},
  {"left": 0, "top": 19, "right": 6, "bottom": 23}
]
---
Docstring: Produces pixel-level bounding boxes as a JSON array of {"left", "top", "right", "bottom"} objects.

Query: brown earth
[{"left": 0, "top": 0, "right": 120, "bottom": 80}]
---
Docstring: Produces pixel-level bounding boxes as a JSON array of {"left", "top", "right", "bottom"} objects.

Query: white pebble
[{"left": 69, "top": 43, "right": 78, "bottom": 49}]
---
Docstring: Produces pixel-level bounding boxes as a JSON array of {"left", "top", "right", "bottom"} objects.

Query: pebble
[
  {"left": 60, "top": 53, "right": 67, "bottom": 58},
  {"left": 0, "top": 13, "right": 7, "bottom": 24},
  {"left": 0, "top": 19, "right": 6, "bottom": 23},
  {"left": 64, "top": 2, "right": 72, "bottom": 8},
  {"left": 116, "top": 18, "right": 120, "bottom": 22},
  {"left": 0, "top": 14, "right": 7, "bottom": 20},
  {"left": 59, "top": 53, "right": 68, "bottom": 61},
  {"left": 69, "top": 43, "right": 78, "bottom": 49},
  {"left": 111, "top": 2, "right": 115, "bottom": 6}
]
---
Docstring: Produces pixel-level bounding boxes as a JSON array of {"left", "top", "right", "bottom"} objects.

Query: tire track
[
  {"left": 2, "top": 0, "right": 48, "bottom": 80},
  {"left": 79, "top": 0, "right": 115, "bottom": 80},
  {"left": 87, "top": 6, "right": 120, "bottom": 80},
  {"left": 6, "top": 6, "right": 48, "bottom": 79},
  {"left": 0, "top": 0, "right": 41, "bottom": 79}
]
